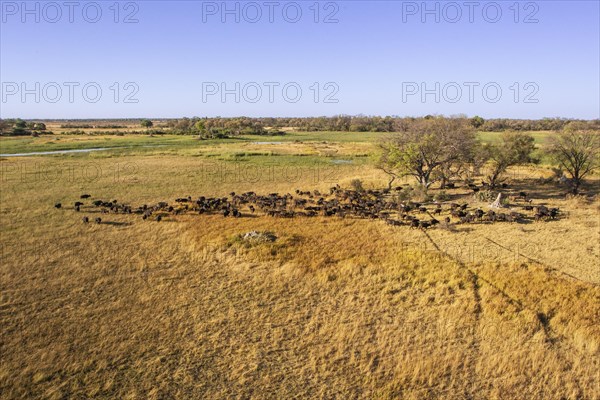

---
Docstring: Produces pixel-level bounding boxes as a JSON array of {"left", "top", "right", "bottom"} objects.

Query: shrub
[
  {"left": 239, "top": 231, "right": 277, "bottom": 244},
  {"left": 551, "top": 167, "right": 564, "bottom": 179},
  {"left": 473, "top": 190, "right": 497, "bottom": 202},
  {"left": 396, "top": 186, "right": 413, "bottom": 202},
  {"left": 264, "top": 130, "right": 286, "bottom": 136},
  {"left": 350, "top": 179, "right": 364, "bottom": 192},
  {"left": 412, "top": 186, "right": 433, "bottom": 202},
  {"left": 433, "top": 190, "right": 450, "bottom": 202},
  {"left": 62, "top": 129, "right": 86, "bottom": 135},
  {"left": 397, "top": 185, "right": 432, "bottom": 202}
]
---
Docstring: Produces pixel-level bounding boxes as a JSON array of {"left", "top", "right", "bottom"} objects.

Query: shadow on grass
[
  {"left": 99, "top": 221, "right": 133, "bottom": 227},
  {"left": 507, "top": 178, "right": 599, "bottom": 202}
]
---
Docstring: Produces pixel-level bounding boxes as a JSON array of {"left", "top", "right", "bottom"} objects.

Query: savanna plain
[{"left": 1, "top": 124, "right": 599, "bottom": 399}]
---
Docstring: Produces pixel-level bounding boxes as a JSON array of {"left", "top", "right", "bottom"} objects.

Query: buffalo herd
[{"left": 58, "top": 184, "right": 561, "bottom": 229}]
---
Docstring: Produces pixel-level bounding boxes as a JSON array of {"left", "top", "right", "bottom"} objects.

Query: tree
[
  {"left": 434, "top": 160, "right": 468, "bottom": 189},
  {"left": 0, "top": 119, "right": 11, "bottom": 135},
  {"left": 470, "top": 115, "right": 485, "bottom": 128},
  {"left": 193, "top": 120, "right": 207, "bottom": 138},
  {"left": 376, "top": 142, "right": 402, "bottom": 190},
  {"left": 484, "top": 132, "right": 536, "bottom": 188},
  {"left": 140, "top": 119, "right": 153, "bottom": 129},
  {"left": 10, "top": 119, "right": 28, "bottom": 135},
  {"left": 378, "top": 117, "right": 477, "bottom": 190},
  {"left": 547, "top": 130, "right": 599, "bottom": 194},
  {"left": 465, "top": 141, "right": 491, "bottom": 180}
]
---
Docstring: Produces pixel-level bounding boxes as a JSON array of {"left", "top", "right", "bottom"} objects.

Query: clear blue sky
[{"left": 1, "top": 0, "right": 598, "bottom": 119}]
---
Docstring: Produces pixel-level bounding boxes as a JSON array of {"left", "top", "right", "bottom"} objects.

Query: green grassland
[{"left": 1, "top": 129, "right": 557, "bottom": 157}]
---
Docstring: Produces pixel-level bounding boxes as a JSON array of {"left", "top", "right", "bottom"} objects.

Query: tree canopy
[
  {"left": 482, "top": 132, "right": 537, "bottom": 188},
  {"left": 378, "top": 117, "right": 477, "bottom": 189},
  {"left": 548, "top": 129, "right": 599, "bottom": 193}
]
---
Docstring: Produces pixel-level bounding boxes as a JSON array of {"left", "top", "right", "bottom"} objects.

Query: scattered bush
[
  {"left": 61, "top": 130, "right": 87, "bottom": 135},
  {"left": 59, "top": 124, "right": 94, "bottom": 129}
]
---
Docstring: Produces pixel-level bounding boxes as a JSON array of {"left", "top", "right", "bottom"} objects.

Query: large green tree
[
  {"left": 378, "top": 117, "right": 477, "bottom": 190},
  {"left": 547, "top": 129, "right": 599, "bottom": 194},
  {"left": 483, "top": 132, "right": 537, "bottom": 188}
]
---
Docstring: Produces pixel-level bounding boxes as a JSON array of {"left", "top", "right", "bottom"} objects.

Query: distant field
[
  {"left": 1, "top": 130, "right": 598, "bottom": 399},
  {"left": 477, "top": 130, "right": 556, "bottom": 144},
  {"left": 0, "top": 129, "right": 557, "bottom": 156}
]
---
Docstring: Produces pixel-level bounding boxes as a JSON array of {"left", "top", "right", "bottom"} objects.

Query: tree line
[
  {"left": 147, "top": 115, "right": 600, "bottom": 136},
  {"left": 159, "top": 117, "right": 282, "bottom": 138},
  {"left": 378, "top": 117, "right": 599, "bottom": 194},
  {"left": 3, "top": 116, "right": 599, "bottom": 137},
  {"left": 0, "top": 119, "right": 47, "bottom": 136},
  {"left": 256, "top": 115, "right": 600, "bottom": 132}
]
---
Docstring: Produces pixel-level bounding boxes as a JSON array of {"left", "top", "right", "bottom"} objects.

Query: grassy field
[
  {"left": 1, "top": 127, "right": 557, "bottom": 155},
  {"left": 1, "top": 131, "right": 599, "bottom": 399}
]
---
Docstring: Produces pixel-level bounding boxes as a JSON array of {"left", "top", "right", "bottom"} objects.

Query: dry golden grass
[{"left": 1, "top": 152, "right": 599, "bottom": 399}]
